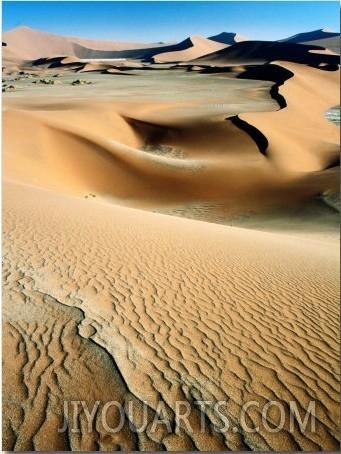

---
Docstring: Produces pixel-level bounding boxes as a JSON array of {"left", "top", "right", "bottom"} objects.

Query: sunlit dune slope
[
  {"left": 2, "top": 26, "right": 170, "bottom": 62},
  {"left": 152, "top": 35, "right": 228, "bottom": 63}
]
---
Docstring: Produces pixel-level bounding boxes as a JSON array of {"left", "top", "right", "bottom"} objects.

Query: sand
[
  {"left": 2, "top": 26, "right": 170, "bottom": 62},
  {"left": 2, "top": 26, "right": 340, "bottom": 451},
  {"left": 152, "top": 35, "right": 228, "bottom": 63}
]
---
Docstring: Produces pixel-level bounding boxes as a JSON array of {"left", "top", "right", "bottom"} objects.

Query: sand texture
[{"left": 2, "top": 26, "right": 340, "bottom": 451}]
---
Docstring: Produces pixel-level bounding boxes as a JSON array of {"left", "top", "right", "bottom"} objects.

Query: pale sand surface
[{"left": 2, "top": 33, "right": 340, "bottom": 451}]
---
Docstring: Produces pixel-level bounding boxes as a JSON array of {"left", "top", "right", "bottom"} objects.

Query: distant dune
[
  {"left": 152, "top": 35, "right": 228, "bottom": 63},
  {"left": 280, "top": 27, "right": 339, "bottom": 43},
  {"left": 1, "top": 26, "right": 170, "bottom": 63},
  {"left": 2, "top": 26, "right": 340, "bottom": 67},
  {"left": 2, "top": 27, "right": 229, "bottom": 65},
  {"left": 280, "top": 28, "right": 340, "bottom": 54},
  {"left": 190, "top": 40, "right": 340, "bottom": 66},
  {"left": 208, "top": 31, "right": 247, "bottom": 45}
]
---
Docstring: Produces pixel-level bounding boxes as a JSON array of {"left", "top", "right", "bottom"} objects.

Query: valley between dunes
[{"left": 2, "top": 26, "right": 340, "bottom": 451}]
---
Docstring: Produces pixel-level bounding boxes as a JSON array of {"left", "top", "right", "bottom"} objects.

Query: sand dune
[
  {"left": 3, "top": 63, "right": 339, "bottom": 209},
  {"left": 152, "top": 35, "right": 228, "bottom": 63},
  {"left": 2, "top": 25, "right": 340, "bottom": 451},
  {"left": 238, "top": 62, "right": 339, "bottom": 171},
  {"left": 3, "top": 26, "right": 340, "bottom": 68},
  {"left": 2, "top": 26, "right": 230, "bottom": 66},
  {"left": 20, "top": 55, "right": 148, "bottom": 74},
  {"left": 208, "top": 32, "right": 247, "bottom": 45},
  {"left": 280, "top": 28, "right": 339, "bottom": 42},
  {"left": 2, "top": 26, "right": 170, "bottom": 64},
  {"left": 3, "top": 180, "right": 340, "bottom": 450},
  {"left": 3, "top": 26, "right": 80, "bottom": 60},
  {"left": 191, "top": 40, "right": 340, "bottom": 66},
  {"left": 306, "top": 38, "right": 340, "bottom": 55},
  {"left": 279, "top": 29, "right": 341, "bottom": 55}
]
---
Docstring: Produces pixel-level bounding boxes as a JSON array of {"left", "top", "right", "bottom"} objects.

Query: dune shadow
[
  {"left": 209, "top": 40, "right": 340, "bottom": 66},
  {"left": 123, "top": 116, "right": 175, "bottom": 144},
  {"left": 307, "top": 63, "right": 340, "bottom": 72},
  {"left": 227, "top": 115, "right": 269, "bottom": 156},
  {"left": 324, "top": 159, "right": 340, "bottom": 170},
  {"left": 237, "top": 64, "right": 294, "bottom": 109}
]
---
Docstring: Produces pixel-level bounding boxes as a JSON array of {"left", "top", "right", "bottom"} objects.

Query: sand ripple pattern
[{"left": 3, "top": 181, "right": 339, "bottom": 451}]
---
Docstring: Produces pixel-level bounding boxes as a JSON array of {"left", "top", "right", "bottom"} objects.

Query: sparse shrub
[
  {"left": 39, "top": 78, "right": 55, "bottom": 84},
  {"left": 2, "top": 85, "right": 15, "bottom": 92},
  {"left": 71, "top": 79, "right": 92, "bottom": 86},
  {"left": 31, "top": 78, "right": 59, "bottom": 85},
  {"left": 140, "top": 144, "right": 184, "bottom": 159}
]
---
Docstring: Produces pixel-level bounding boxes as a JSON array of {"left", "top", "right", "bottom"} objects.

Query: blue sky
[{"left": 2, "top": 1, "right": 340, "bottom": 43}]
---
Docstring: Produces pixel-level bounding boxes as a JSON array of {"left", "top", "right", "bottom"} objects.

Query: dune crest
[{"left": 209, "top": 32, "right": 248, "bottom": 44}]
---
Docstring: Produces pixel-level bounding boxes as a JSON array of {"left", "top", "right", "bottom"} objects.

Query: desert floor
[{"left": 2, "top": 65, "right": 340, "bottom": 451}]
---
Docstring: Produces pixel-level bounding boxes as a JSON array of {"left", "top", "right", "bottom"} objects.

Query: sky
[{"left": 2, "top": 1, "right": 340, "bottom": 43}]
